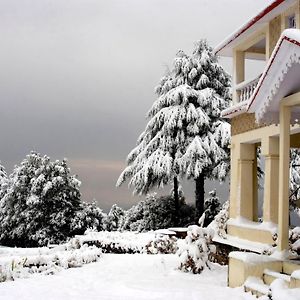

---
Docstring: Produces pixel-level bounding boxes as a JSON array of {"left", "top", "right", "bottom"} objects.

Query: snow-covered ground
[{"left": 0, "top": 253, "right": 254, "bottom": 300}]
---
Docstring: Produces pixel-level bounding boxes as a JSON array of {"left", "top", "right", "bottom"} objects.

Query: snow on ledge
[
  {"left": 227, "top": 217, "right": 277, "bottom": 234},
  {"left": 229, "top": 251, "right": 280, "bottom": 264},
  {"left": 244, "top": 276, "right": 270, "bottom": 295},
  {"left": 221, "top": 100, "right": 249, "bottom": 118},
  {"left": 292, "top": 270, "right": 300, "bottom": 280},
  {"left": 213, "top": 234, "right": 271, "bottom": 253}
]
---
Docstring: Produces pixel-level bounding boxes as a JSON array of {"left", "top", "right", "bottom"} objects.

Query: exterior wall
[
  {"left": 267, "top": 16, "right": 281, "bottom": 59},
  {"left": 227, "top": 224, "right": 274, "bottom": 245},
  {"left": 228, "top": 256, "right": 282, "bottom": 288},
  {"left": 231, "top": 113, "right": 266, "bottom": 136}
]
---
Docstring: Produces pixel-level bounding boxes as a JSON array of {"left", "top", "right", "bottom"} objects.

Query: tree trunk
[
  {"left": 195, "top": 174, "right": 205, "bottom": 223},
  {"left": 173, "top": 176, "right": 179, "bottom": 224}
]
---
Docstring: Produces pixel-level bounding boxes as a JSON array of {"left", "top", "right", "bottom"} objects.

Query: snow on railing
[{"left": 236, "top": 74, "right": 261, "bottom": 102}]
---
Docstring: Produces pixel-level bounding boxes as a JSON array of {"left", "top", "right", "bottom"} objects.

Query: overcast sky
[{"left": 0, "top": 0, "right": 271, "bottom": 211}]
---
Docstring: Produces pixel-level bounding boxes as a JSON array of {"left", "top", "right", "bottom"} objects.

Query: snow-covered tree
[
  {"left": 105, "top": 204, "right": 125, "bottom": 231},
  {"left": 0, "top": 152, "right": 82, "bottom": 247},
  {"left": 117, "top": 40, "right": 231, "bottom": 220},
  {"left": 290, "top": 149, "right": 300, "bottom": 218},
  {"left": 71, "top": 201, "right": 107, "bottom": 234},
  {"left": 0, "top": 163, "right": 8, "bottom": 199},
  {"left": 120, "top": 194, "right": 194, "bottom": 232},
  {"left": 203, "top": 190, "right": 221, "bottom": 227}
]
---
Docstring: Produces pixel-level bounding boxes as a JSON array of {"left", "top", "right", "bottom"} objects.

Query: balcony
[{"left": 235, "top": 74, "right": 261, "bottom": 103}]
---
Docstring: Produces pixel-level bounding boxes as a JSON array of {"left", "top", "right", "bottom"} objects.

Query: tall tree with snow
[
  {"left": 117, "top": 40, "right": 231, "bottom": 220},
  {"left": 0, "top": 163, "right": 8, "bottom": 199}
]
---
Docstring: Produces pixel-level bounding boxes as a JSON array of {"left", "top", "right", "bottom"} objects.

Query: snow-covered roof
[
  {"left": 214, "top": 0, "right": 297, "bottom": 57},
  {"left": 247, "top": 29, "right": 300, "bottom": 124},
  {"left": 222, "top": 29, "right": 300, "bottom": 124},
  {"left": 221, "top": 100, "right": 249, "bottom": 118}
]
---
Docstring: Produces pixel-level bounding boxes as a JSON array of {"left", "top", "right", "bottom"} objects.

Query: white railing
[{"left": 235, "top": 74, "right": 261, "bottom": 102}]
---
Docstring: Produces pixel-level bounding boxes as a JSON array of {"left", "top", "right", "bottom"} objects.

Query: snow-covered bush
[
  {"left": 177, "top": 225, "right": 215, "bottom": 274},
  {"left": 78, "top": 231, "right": 154, "bottom": 254},
  {"left": 121, "top": 193, "right": 195, "bottom": 232},
  {"left": 145, "top": 235, "right": 177, "bottom": 254},
  {"left": 210, "top": 200, "right": 229, "bottom": 238},
  {"left": 0, "top": 242, "right": 102, "bottom": 282},
  {"left": 75, "top": 231, "right": 178, "bottom": 254},
  {"left": 290, "top": 227, "right": 300, "bottom": 255}
]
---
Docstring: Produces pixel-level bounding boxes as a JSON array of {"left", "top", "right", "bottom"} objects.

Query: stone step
[
  {"left": 263, "top": 269, "right": 291, "bottom": 286},
  {"left": 244, "top": 277, "right": 271, "bottom": 298},
  {"left": 283, "top": 260, "right": 300, "bottom": 275}
]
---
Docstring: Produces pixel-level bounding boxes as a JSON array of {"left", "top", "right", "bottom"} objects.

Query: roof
[
  {"left": 247, "top": 29, "right": 300, "bottom": 124},
  {"left": 214, "top": 0, "right": 297, "bottom": 57},
  {"left": 222, "top": 29, "right": 300, "bottom": 124}
]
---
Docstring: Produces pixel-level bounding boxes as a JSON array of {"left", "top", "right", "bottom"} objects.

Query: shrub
[{"left": 177, "top": 225, "right": 215, "bottom": 274}]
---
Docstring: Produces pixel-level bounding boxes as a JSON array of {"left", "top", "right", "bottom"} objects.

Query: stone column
[
  {"left": 261, "top": 137, "right": 280, "bottom": 224},
  {"left": 229, "top": 142, "right": 238, "bottom": 219},
  {"left": 278, "top": 105, "right": 291, "bottom": 251},
  {"left": 233, "top": 50, "right": 245, "bottom": 104},
  {"left": 236, "top": 143, "right": 256, "bottom": 220}
]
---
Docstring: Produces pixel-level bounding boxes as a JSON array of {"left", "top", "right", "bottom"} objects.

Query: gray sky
[{"left": 0, "top": 0, "right": 271, "bottom": 211}]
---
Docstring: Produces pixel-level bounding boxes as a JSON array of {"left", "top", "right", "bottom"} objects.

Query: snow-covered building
[{"left": 215, "top": 0, "right": 300, "bottom": 293}]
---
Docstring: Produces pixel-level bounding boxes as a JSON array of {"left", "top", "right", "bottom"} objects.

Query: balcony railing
[{"left": 235, "top": 74, "right": 261, "bottom": 102}]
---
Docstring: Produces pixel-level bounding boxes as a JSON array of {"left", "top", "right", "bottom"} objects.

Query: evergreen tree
[
  {"left": 0, "top": 152, "right": 82, "bottom": 246},
  {"left": 117, "top": 40, "right": 231, "bottom": 220},
  {"left": 120, "top": 193, "right": 195, "bottom": 232},
  {"left": 71, "top": 201, "right": 107, "bottom": 234},
  {"left": 290, "top": 149, "right": 300, "bottom": 218},
  {"left": 203, "top": 190, "right": 221, "bottom": 227},
  {"left": 0, "top": 163, "right": 8, "bottom": 199},
  {"left": 106, "top": 204, "right": 125, "bottom": 231}
]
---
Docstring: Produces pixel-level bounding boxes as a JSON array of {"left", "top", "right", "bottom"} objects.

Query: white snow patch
[{"left": 0, "top": 254, "right": 254, "bottom": 300}]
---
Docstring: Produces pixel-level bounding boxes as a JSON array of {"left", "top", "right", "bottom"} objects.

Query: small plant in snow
[
  {"left": 210, "top": 200, "right": 229, "bottom": 238},
  {"left": 0, "top": 243, "right": 102, "bottom": 282},
  {"left": 145, "top": 235, "right": 178, "bottom": 254},
  {"left": 177, "top": 225, "right": 215, "bottom": 274}
]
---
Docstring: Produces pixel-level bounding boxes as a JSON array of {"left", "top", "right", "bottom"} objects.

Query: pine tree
[
  {"left": 0, "top": 152, "right": 82, "bottom": 246},
  {"left": 106, "top": 204, "right": 125, "bottom": 231},
  {"left": 117, "top": 40, "right": 231, "bottom": 221},
  {"left": 0, "top": 163, "right": 8, "bottom": 199},
  {"left": 203, "top": 190, "right": 221, "bottom": 227},
  {"left": 71, "top": 201, "right": 107, "bottom": 234},
  {"left": 290, "top": 149, "right": 300, "bottom": 219}
]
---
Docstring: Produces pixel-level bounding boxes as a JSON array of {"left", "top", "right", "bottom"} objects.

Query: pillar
[
  {"left": 233, "top": 50, "right": 245, "bottom": 104},
  {"left": 278, "top": 105, "right": 291, "bottom": 251},
  {"left": 252, "top": 146, "right": 258, "bottom": 222},
  {"left": 236, "top": 143, "right": 256, "bottom": 220},
  {"left": 261, "top": 137, "right": 280, "bottom": 224},
  {"left": 229, "top": 142, "right": 238, "bottom": 219}
]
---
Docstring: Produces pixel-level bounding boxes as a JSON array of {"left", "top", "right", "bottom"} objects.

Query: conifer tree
[
  {"left": 117, "top": 40, "right": 231, "bottom": 220},
  {"left": 290, "top": 149, "right": 300, "bottom": 218},
  {"left": 0, "top": 152, "right": 82, "bottom": 246},
  {"left": 203, "top": 190, "right": 221, "bottom": 227},
  {"left": 106, "top": 204, "right": 125, "bottom": 231}
]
